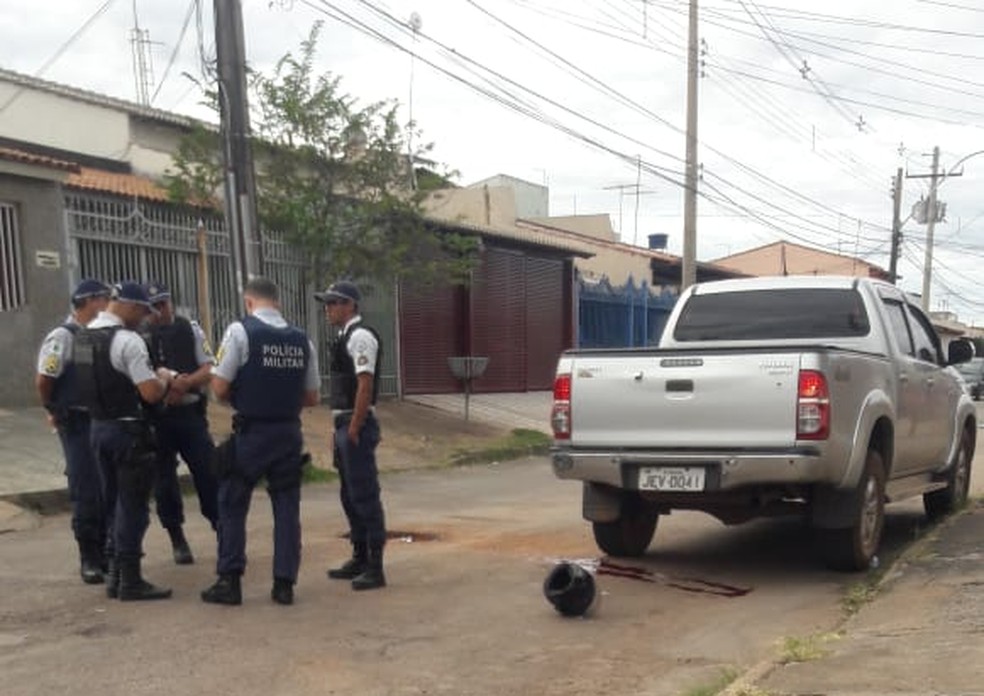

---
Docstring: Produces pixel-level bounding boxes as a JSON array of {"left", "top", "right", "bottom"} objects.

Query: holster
[
  {"left": 119, "top": 423, "right": 157, "bottom": 495},
  {"left": 211, "top": 435, "right": 237, "bottom": 480}
]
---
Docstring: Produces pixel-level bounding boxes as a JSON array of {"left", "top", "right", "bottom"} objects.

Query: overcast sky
[{"left": 3, "top": 0, "right": 984, "bottom": 323}]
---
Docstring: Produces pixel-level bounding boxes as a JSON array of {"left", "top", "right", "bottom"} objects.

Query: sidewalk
[
  {"left": 0, "top": 397, "right": 511, "bottom": 511},
  {"left": 734, "top": 500, "right": 984, "bottom": 696},
  {"left": 407, "top": 391, "right": 552, "bottom": 434}
]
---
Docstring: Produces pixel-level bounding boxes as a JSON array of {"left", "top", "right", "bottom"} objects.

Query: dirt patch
[{"left": 207, "top": 398, "right": 509, "bottom": 474}]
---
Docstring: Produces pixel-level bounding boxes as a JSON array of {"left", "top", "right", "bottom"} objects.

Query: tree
[{"left": 166, "top": 22, "right": 477, "bottom": 285}]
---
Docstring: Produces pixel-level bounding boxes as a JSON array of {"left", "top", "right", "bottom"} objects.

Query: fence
[
  {"left": 577, "top": 274, "right": 677, "bottom": 348},
  {"left": 63, "top": 192, "right": 398, "bottom": 395}
]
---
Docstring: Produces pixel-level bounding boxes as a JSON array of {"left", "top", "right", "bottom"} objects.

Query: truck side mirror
[{"left": 948, "top": 339, "right": 974, "bottom": 365}]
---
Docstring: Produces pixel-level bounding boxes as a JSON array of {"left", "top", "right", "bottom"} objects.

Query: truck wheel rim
[{"left": 860, "top": 477, "right": 881, "bottom": 555}]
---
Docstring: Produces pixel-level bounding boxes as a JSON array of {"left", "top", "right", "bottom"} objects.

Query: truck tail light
[
  {"left": 551, "top": 373, "right": 572, "bottom": 440},
  {"left": 797, "top": 370, "right": 830, "bottom": 440}
]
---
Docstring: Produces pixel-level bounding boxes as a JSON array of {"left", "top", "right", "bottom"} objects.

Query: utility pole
[
  {"left": 214, "top": 0, "right": 261, "bottom": 297},
  {"left": 888, "top": 167, "right": 903, "bottom": 285},
  {"left": 907, "top": 147, "right": 958, "bottom": 311},
  {"left": 922, "top": 146, "right": 940, "bottom": 311},
  {"left": 681, "top": 0, "right": 699, "bottom": 290}
]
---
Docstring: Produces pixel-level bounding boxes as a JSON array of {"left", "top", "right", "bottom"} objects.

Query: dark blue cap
[
  {"left": 111, "top": 281, "right": 154, "bottom": 310},
  {"left": 314, "top": 280, "right": 361, "bottom": 304},
  {"left": 144, "top": 281, "right": 171, "bottom": 304},
  {"left": 71, "top": 279, "right": 111, "bottom": 302}
]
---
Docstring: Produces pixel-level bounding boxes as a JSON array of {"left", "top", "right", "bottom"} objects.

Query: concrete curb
[{"left": 0, "top": 473, "right": 201, "bottom": 517}]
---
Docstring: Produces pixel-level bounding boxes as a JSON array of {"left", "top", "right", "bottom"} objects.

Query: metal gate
[{"left": 63, "top": 192, "right": 398, "bottom": 395}]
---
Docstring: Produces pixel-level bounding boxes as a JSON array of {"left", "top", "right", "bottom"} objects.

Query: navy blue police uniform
[
  {"left": 36, "top": 279, "right": 110, "bottom": 583},
  {"left": 317, "top": 281, "right": 387, "bottom": 590},
  {"left": 143, "top": 283, "right": 219, "bottom": 563},
  {"left": 203, "top": 305, "right": 319, "bottom": 605},
  {"left": 75, "top": 282, "right": 172, "bottom": 601}
]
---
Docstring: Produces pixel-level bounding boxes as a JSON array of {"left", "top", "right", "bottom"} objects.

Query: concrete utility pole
[
  {"left": 681, "top": 0, "right": 699, "bottom": 290},
  {"left": 922, "top": 146, "right": 940, "bottom": 310},
  {"left": 214, "top": 0, "right": 261, "bottom": 296},
  {"left": 888, "top": 167, "right": 903, "bottom": 285}
]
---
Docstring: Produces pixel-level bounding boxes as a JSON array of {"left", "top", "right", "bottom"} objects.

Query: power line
[
  {"left": 0, "top": 0, "right": 119, "bottom": 115},
  {"left": 152, "top": 0, "right": 197, "bottom": 104},
  {"left": 461, "top": 0, "right": 894, "bottom": 238},
  {"left": 915, "top": 0, "right": 984, "bottom": 12},
  {"left": 663, "top": 3, "right": 984, "bottom": 98},
  {"left": 302, "top": 0, "right": 889, "bottom": 254},
  {"left": 654, "top": 0, "right": 984, "bottom": 39}
]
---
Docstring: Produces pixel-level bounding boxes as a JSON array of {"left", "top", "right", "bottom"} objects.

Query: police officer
[
  {"left": 143, "top": 282, "right": 219, "bottom": 564},
  {"left": 75, "top": 281, "right": 177, "bottom": 601},
  {"left": 318, "top": 280, "right": 387, "bottom": 591},
  {"left": 201, "top": 277, "right": 320, "bottom": 606},
  {"left": 35, "top": 279, "right": 112, "bottom": 584}
]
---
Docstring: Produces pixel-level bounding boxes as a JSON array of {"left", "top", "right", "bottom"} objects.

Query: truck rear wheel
[
  {"left": 924, "top": 429, "right": 973, "bottom": 521},
  {"left": 592, "top": 496, "right": 659, "bottom": 557},
  {"left": 817, "top": 449, "right": 886, "bottom": 572}
]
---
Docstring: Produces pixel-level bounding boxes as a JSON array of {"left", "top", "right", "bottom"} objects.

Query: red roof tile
[
  {"left": 0, "top": 146, "right": 80, "bottom": 173},
  {"left": 66, "top": 167, "right": 170, "bottom": 203}
]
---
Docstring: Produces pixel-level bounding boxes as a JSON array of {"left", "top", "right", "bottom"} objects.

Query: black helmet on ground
[{"left": 543, "top": 562, "right": 596, "bottom": 617}]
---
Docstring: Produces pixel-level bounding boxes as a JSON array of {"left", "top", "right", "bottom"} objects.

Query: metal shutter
[
  {"left": 525, "top": 256, "right": 564, "bottom": 390},
  {"left": 399, "top": 279, "right": 462, "bottom": 395},
  {"left": 470, "top": 247, "right": 527, "bottom": 392}
]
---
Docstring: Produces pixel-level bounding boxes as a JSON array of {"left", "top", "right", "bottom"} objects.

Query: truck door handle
[{"left": 633, "top": 371, "right": 644, "bottom": 381}]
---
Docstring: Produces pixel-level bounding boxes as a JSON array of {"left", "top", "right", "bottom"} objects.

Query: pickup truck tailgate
[{"left": 569, "top": 352, "right": 800, "bottom": 449}]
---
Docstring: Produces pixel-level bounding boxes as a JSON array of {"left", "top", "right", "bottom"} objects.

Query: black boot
[
  {"left": 327, "top": 543, "right": 367, "bottom": 580},
  {"left": 118, "top": 558, "right": 172, "bottom": 601},
  {"left": 166, "top": 526, "right": 194, "bottom": 565},
  {"left": 351, "top": 546, "right": 386, "bottom": 591},
  {"left": 271, "top": 577, "right": 294, "bottom": 606},
  {"left": 201, "top": 574, "right": 242, "bottom": 605},
  {"left": 79, "top": 541, "right": 105, "bottom": 585},
  {"left": 105, "top": 557, "right": 120, "bottom": 599}
]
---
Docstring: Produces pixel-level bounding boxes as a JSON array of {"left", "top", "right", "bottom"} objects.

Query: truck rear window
[{"left": 673, "top": 288, "right": 870, "bottom": 341}]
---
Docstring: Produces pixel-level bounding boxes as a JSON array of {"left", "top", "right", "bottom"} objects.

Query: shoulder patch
[{"left": 42, "top": 354, "right": 60, "bottom": 375}]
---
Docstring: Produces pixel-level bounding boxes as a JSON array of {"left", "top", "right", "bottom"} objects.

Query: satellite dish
[{"left": 409, "top": 12, "right": 422, "bottom": 33}]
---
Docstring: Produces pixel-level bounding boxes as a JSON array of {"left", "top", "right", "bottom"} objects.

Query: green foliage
[
  {"left": 164, "top": 122, "right": 223, "bottom": 207},
  {"left": 448, "top": 428, "right": 552, "bottom": 467},
  {"left": 680, "top": 668, "right": 739, "bottom": 696},
  {"left": 166, "top": 22, "right": 478, "bottom": 285},
  {"left": 778, "top": 633, "right": 840, "bottom": 664}
]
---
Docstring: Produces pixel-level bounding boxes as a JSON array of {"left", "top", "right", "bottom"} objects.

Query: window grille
[{"left": 0, "top": 202, "right": 26, "bottom": 311}]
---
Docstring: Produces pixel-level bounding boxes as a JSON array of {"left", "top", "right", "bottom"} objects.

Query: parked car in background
[{"left": 956, "top": 357, "right": 984, "bottom": 400}]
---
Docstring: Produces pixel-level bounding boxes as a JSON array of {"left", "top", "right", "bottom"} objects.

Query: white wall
[{"left": 0, "top": 85, "right": 131, "bottom": 160}]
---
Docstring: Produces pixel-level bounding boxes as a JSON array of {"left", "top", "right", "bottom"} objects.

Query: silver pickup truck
[{"left": 550, "top": 276, "right": 977, "bottom": 571}]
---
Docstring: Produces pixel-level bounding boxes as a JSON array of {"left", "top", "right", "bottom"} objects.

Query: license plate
[{"left": 638, "top": 466, "right": 705, "bottom": 492}]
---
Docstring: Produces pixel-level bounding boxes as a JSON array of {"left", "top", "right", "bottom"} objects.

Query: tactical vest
[
  {"left": 329, "top": 320, "right": 381, "bottom": 411},
  {"left": 147, "top": 316, "right": 198, "bottom": 372},
  {"left": 49, "top": 322, "right": 83, "bottom": 414},
  {"left": 75, "top": 326, "right": 143, "bottom": 421},
  {"left": 146, "top": 316, "right": 200, "bottom": 392},
  {"left": 232, "top": 315, "right": 309, "bottom": 420}
]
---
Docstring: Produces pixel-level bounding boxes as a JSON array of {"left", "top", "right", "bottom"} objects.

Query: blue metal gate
[{"left": 576, "top": 275, "right": 677, "bottom": 348}]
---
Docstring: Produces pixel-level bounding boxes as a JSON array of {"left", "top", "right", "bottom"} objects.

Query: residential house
[
  {"left": 713, "top": 240, "right": 891, "bottom": 280},
  {"left": 0, "top": 69, "right": 589, "bottom": 404}
]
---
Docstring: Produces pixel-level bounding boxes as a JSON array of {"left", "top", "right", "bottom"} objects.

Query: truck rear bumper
[{"left": 550, "top": 447, "right": 830, "bottom": 491}]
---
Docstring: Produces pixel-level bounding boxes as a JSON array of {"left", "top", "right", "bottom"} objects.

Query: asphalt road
[{"left": 1, "top": 442, "right": 981, "bottom": 696}]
